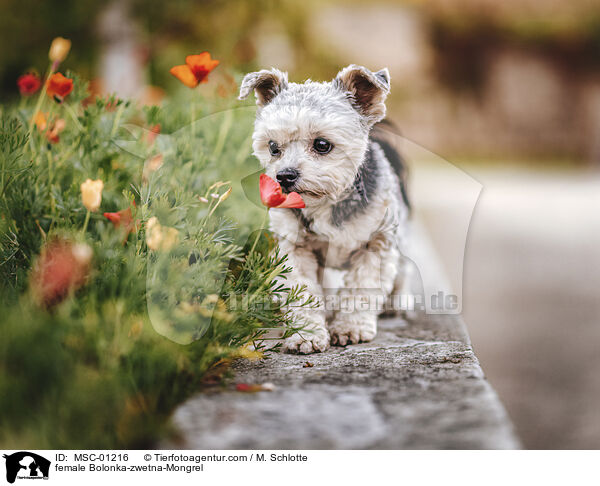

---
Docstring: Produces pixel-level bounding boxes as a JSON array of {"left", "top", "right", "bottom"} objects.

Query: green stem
[
  {"left": 234, "top": 130, "right": 254, "bottom": 166},
  {"left": 46, "top": 150, "right": 57, "bottom": 226},
  {"left": 246, "top": 265, "right": 283, "bottom": 308},
  {"left": 46, "top": 150, "right": 53, "bottom": 184},
  {"left": 190, "top": 101, "right": 196, "bottom": 140},
  {"left": 248, "top": 209, "right": 269, "bottom": 259},
  {"left": 206, "top": 185, "right": 231, "bottom": 219},
  {"left": 110, "top": 102, "right": 125, "bottom": 138},
  {"left": 63, "top": 102, "right": 84, "bottom": 132},
  {"left": 28, "top": 62, "right": 53, "bottom": 150},
  {"left": 212, "top": 109, "right": 233, "bottom": 160},
  {"left": 81, "top": 209, "right": 91, "bottom": 235}
]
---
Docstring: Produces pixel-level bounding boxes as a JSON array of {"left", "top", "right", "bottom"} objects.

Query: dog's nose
[{"left": 276, "top": 168, "right": 299, "bottom": 190}]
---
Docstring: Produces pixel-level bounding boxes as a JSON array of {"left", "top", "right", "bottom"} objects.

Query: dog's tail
[{"left": 370, "top": 120, "right": 411, "bottom": 211}]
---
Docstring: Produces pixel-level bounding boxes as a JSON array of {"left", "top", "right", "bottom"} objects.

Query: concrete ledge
[{"left": 164, "top": 312, "right": 520, "bottom": 449}]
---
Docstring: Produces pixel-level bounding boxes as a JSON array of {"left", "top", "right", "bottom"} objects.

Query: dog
[{"left": 239, "top": 64, "right": 410, "bottom": 354}]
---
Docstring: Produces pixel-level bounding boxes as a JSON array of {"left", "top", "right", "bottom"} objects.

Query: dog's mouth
[
  {"left": 279, "top": 180, "right": 330, "bottom": 201},
  {"left": 280, "top": 185, "right": 296, "bottom": 195},
  {"left": 292, "top": 188, "right": 329, "bottom": 199}
]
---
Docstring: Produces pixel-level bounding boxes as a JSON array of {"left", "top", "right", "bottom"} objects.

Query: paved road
[{"left": 417, "top": 165, "right": 600, "bottom": 449}]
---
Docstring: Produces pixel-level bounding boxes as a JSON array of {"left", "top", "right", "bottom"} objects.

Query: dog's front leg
[
  {"left": 329, "top": 236, "right": 399, "bottom": 345},
  {"left": 280, "top": 243, "right": 330, "bottom": 354}
]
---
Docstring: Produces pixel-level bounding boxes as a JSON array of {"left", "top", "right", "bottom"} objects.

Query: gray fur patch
[
  {"left": 330, "top": 143, "right": 379, "bottom": 227},
  {"left": 292, "top": 207, "right": 313, "bottom": 231}
]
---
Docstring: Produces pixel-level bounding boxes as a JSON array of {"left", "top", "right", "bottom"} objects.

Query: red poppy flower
[
  {"left": 45, "top": 118, "right": 66, "bottom": 144},
  {"left": 46, "top": 72, "right": 73, "bottom": 101},
  {"left": 144, "top": 124, "right": 161, "bottom": 145},
  {"left": 170, "top": 52, "right": 220, "bottom": 88},
  {"left": 104, "top": 207, "right": 139, "bottom": 240},
  {"left": 17, "top": 73, "right": 41, "bottom": 95},
  {"left": 31, "top": 240, "right": 92, "bottom": 307},
  {"left": 259, "top": 174, "right": 305, "bottom": 209}
]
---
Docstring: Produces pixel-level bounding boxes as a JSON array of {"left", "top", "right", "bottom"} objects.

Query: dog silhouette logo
[{"left": 3, "top": 452, "right": 50, "bottom": 483}]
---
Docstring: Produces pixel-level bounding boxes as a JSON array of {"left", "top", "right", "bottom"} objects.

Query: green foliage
[{"left": 0, "top": 74, "right": 303, "bottom": 448}]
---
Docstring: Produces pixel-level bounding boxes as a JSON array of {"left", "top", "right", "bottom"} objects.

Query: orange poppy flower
[
  {"left": 259, "top": 174, "right": 305, "bottom": 209},
  {"left": 33, "top": 112, "right": 48, "bottom": 132},
  {"left": 45, "top": 118, "right": 66, "bottom": 144},
  {"left": 46, "top": 72, "right": 74, "bottom": 101},
  {"left": 170, "top": 52, "right": 220, "bottom": 88}
]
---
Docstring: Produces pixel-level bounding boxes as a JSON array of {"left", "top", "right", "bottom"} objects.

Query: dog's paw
[
  {"left": 329, "top": 314, "right": 376, "bottom": 346},
  {"left": 282, "top": 328, "right": 330, "bottom": 354}
]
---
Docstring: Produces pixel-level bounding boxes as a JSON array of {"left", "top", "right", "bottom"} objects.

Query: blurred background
[{"left": 1, "top": 0, "right": 598, "bottom": 449}]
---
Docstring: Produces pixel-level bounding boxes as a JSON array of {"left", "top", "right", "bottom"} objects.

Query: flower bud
[
  {"left": 219, "top": 187, "right": 232, "bottom": 202},
  {"left": 142, "top": 154, "right": 164, "bottom": 183},
  {"left": 146, "top": 217, "right": 162, "bottom": 250},
  {"left": 80, "top": 178, "right": 104, "bottom": 212},
  {"left": 49, "top": 37, "right": 71, "bottom": 63},
  {"left": 146, "top": 217, "right": 179, "bottom": 251}
]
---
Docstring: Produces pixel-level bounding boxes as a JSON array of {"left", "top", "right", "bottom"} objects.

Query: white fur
[{"left": 241, "top": 65, "right": 408, "bottom": 353}]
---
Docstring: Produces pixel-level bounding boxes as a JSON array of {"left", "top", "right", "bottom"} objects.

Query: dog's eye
[
  {"left": 268, "top": 140, "right": 281, "bottom": 156},
  {"left": 313, "top": 138, "right": 333, "bottom": 155}
]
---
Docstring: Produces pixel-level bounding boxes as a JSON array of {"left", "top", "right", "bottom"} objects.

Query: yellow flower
[
  {"left": 146, "top": 217, "right": 161, "bottom": 250},
  {"left": 80, "top": 178, "right": 104, "bottom": 212},
  {"left": 146, "top": 216, "right": 159, "bottom": 231},
  {"left": 49, "top": 37, "right": 71, "bottom": 63},
  {"left": 33, "top": 111, "right": 48, "bottom": 131},
  {"left": 162, "top": 227, "right": 179, "bottom": 250},
  {"left": 146, "top": 217, "right": 179, "bottom": 251}
]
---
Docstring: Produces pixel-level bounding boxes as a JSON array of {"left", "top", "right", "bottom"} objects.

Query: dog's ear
[
  {"left": 238, "top": 68, "right": 288, "bottom": 106},
  {"left": 333, "top": 65, "right": 390, "bottom": 124}
]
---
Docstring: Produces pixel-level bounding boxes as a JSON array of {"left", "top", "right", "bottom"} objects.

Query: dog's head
[{"left": 239, "top": 65, "right": 390, "bottom": 206}]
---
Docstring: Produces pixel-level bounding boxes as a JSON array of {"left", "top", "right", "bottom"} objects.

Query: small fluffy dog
[{"left": 239, "top": 65, "right": 410, "bottom": 354}]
